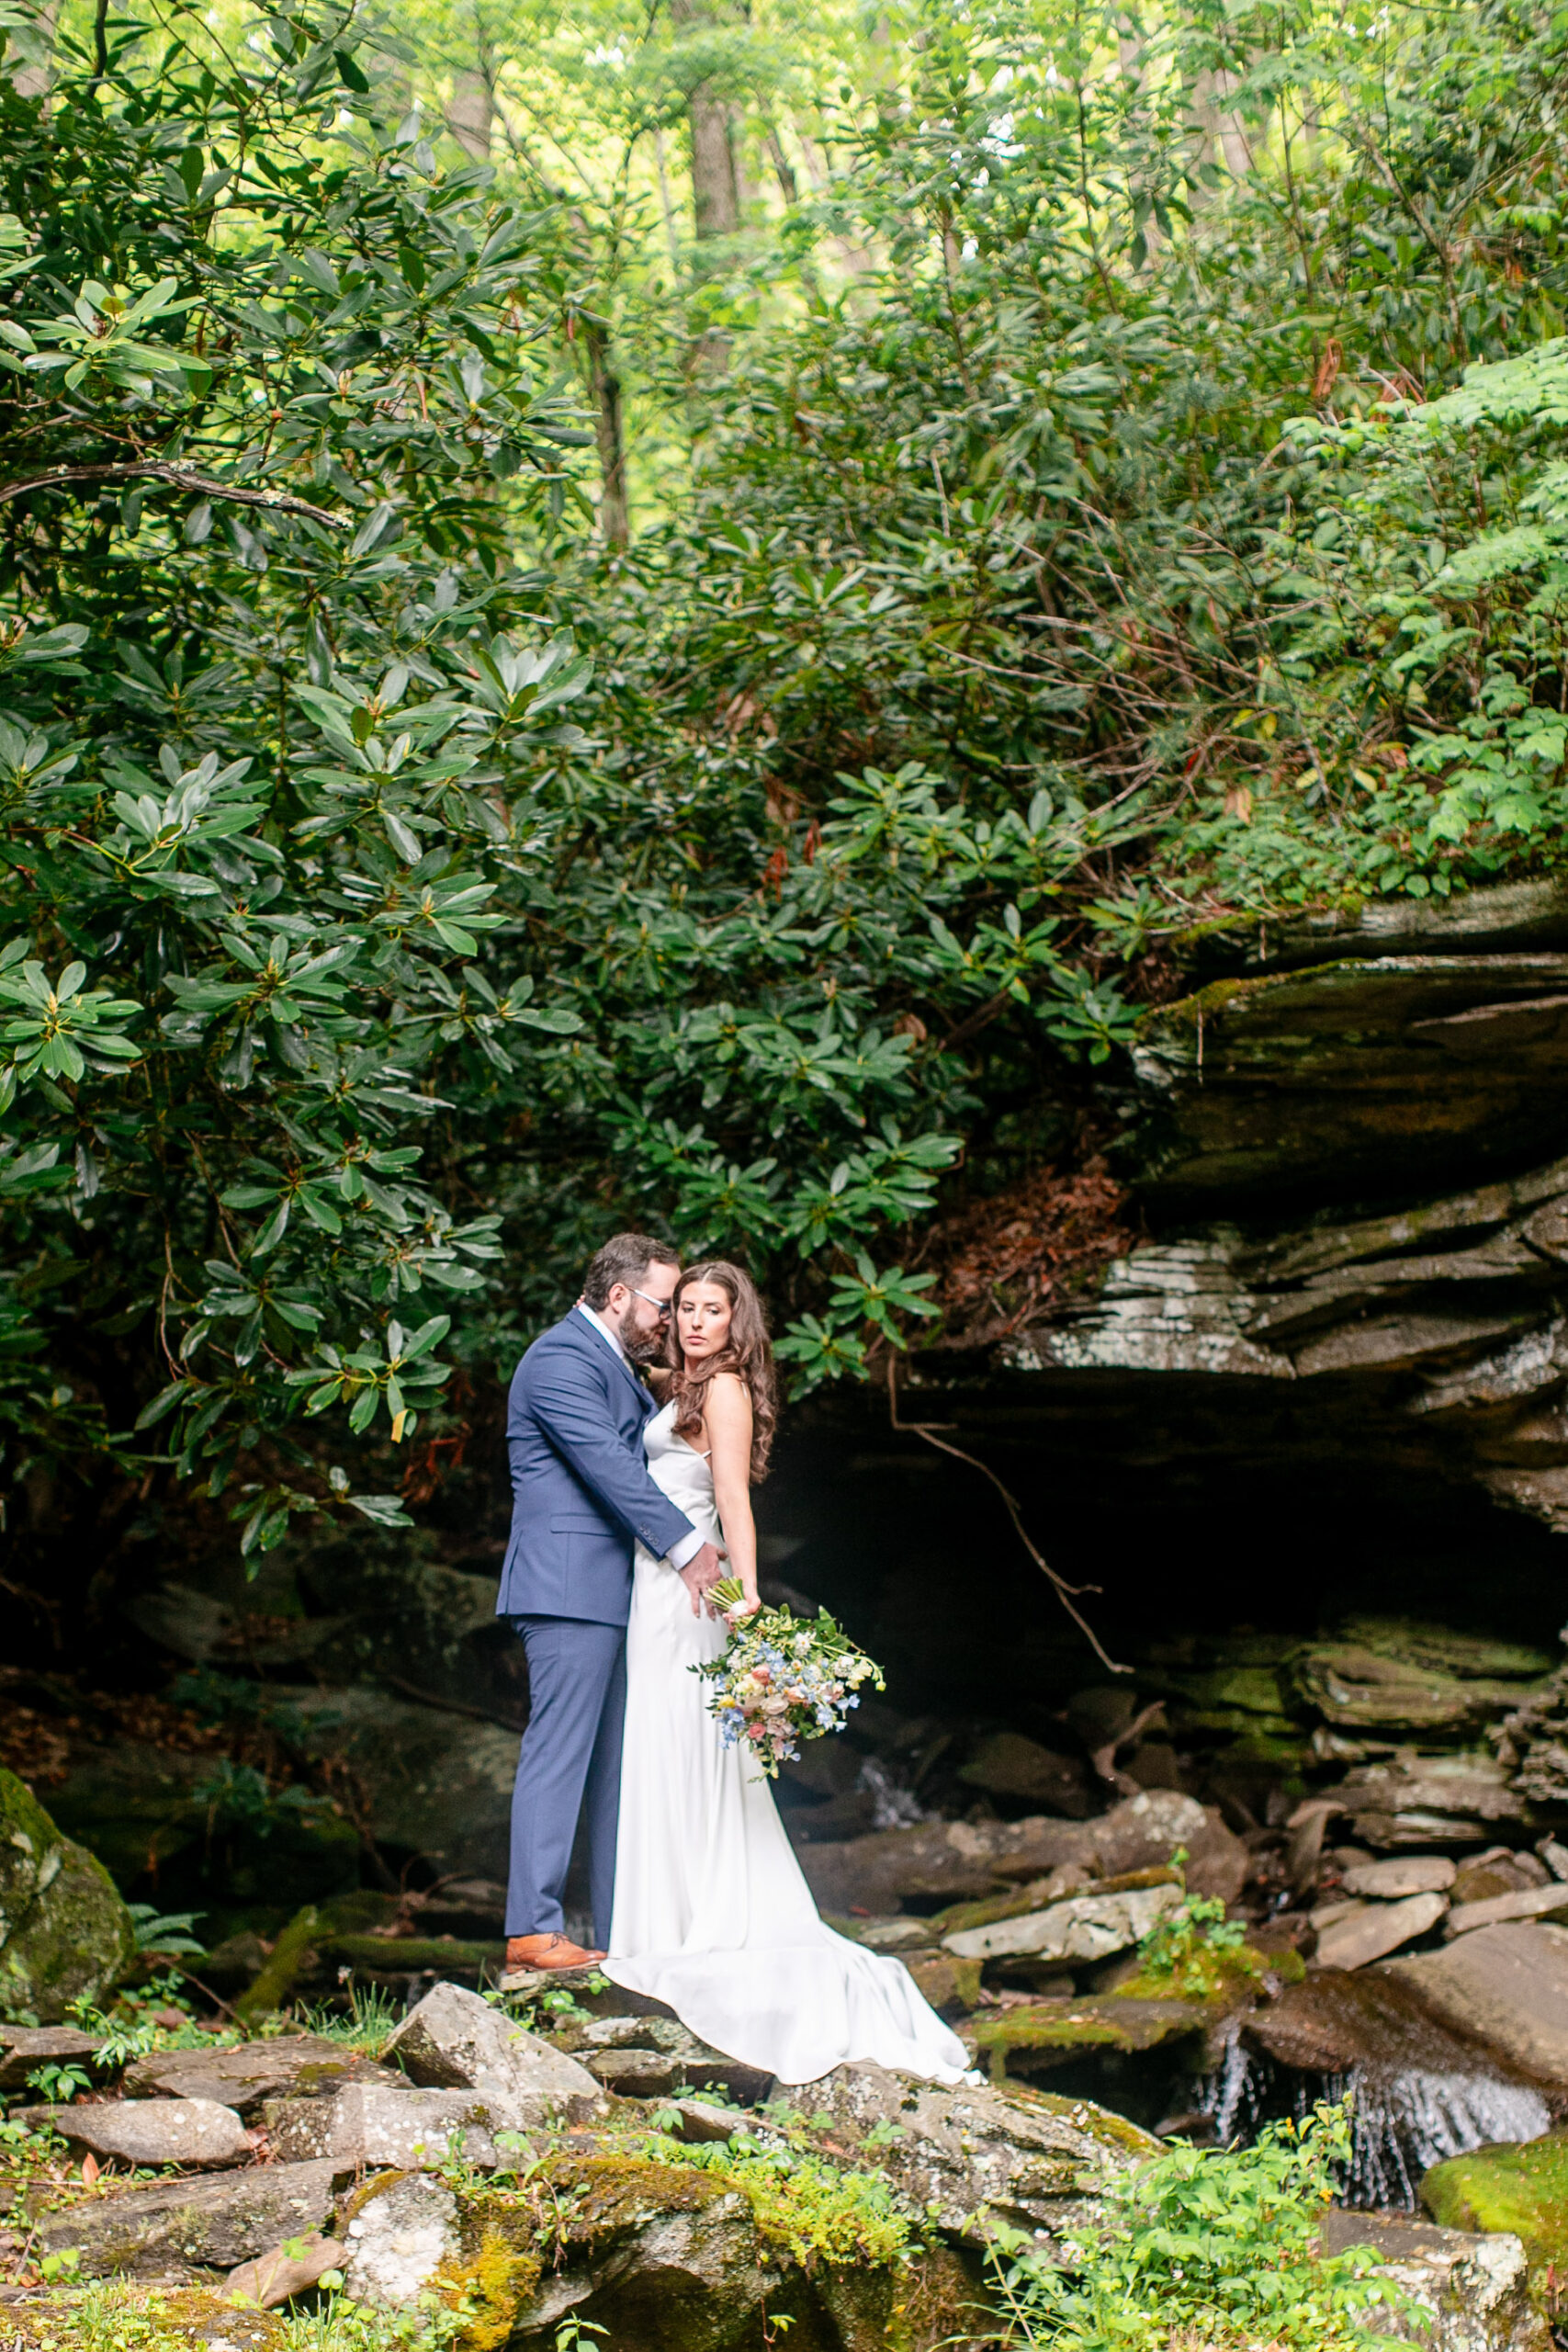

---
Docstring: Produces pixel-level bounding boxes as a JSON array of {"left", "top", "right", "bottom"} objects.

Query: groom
[{"left": 497, "top": 1233, "right": 726, "bottom": 1974}]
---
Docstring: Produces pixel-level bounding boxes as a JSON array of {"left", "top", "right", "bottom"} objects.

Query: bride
[{"left": 604, "top": 1260, "right": 969, "bottom": 2086}]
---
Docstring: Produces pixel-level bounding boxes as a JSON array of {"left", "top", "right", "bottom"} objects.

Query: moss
[
  {"left": 1010, "top": 2085, "right": 1164, "bottom": 2163},
  {"left": 539, "top": 2150, "right": 733, "bottom": 2237},
  {"left": 1111, "top": 1939, "right": 1282, "bottom": 2005},
  {"left": 905, "top": 1951, "right": 981, "bottom": 2016},
  {"left": 932, "top": 1865, "right": 1179, "bottom": 1939},
  {"left": 1422, "top": 2132, "right": 1568, "bottom": 2280},
  {"left": 328, "top": 1934, "right": 505, "bottom": 1974},
  {"left": 3, "top": 2281, "right": 281, "bottom": 2348},
  {"left": 0, "top": 1770, "right": 136, "bottom": 2023},
  {"left": 233, "top": 1905, "right": 321, "bottom": 2024},
  {"left": 439, "top": 2221, "right": 544, "bottom": 2352},
  {"left": 973, "top": 1995, "right": 1207, "bottom": 2082}
]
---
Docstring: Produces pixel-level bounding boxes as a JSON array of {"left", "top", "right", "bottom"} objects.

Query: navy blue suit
[{"left": 499, "top": 1311, "right": 696, "bottom": 1942}]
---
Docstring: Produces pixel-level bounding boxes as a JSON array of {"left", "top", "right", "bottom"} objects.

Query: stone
[
  {"left": 342, "top": 2171, "right": 460, "bottom": 2306},
  {"left": 383, "top": 1979, "right": 606, "bottom": 2123},
  {"left": 1337, "top": 1754, "right": 1530, "bottom": 1848},
  {"left": 1447, "top": 1887, "right": 1568, "bottom": 1938},
  {"left": 1423, "top": 2132, "right": 1568, "bottom": 2285},
  {"left": 265, "top": 2082, "right": 502, "bottom": 2170},
  {"left": 1131, "top": 951, "right": 1568, "bottom": 1205},
  {"left": 24, "top": 2095, "right": 250, "bottom": 2168},
  {"left": 1454, "top": 1852, "right": 1551, "bottom": 1906},
  {"left": 503, "top": 2156, "right": 782, "bottom": 2350},
  {"left": 0, "top": 2023, "right": 101, "bottom": 2093},
  {"left": 662, "top": 2098, "right": 742, "bottom": 2143},
  {"left": 942, "top": 1882, "right": 1183, "bottom": 1964},
  {"left": 0, "top": 1766, "right": 136, "bottom": 2022},
  {"left": 37, "top": 2158, "right": 337, "bottom": 2275},
  {"left": 225, "top": 2233, "right": 342, "bottom": 2308},
  {"left": 282, "top": 1687, "right": 519, "bottom": 1884},
  {"left": 580, "top": 2047, "right": 773, "bottom": 2104},
  {"left": 801, "top": 1790, "right": 1246, "bottom": 1916},
  {"left": 1295, "top": 1645, "right": 1540, "bottom": 1737},
  {"left": 970, "top": 1995, "right": 1209, "bottom": 2082},
  {"left": 955, "top": 1732, "right": 1094, "bottom": 1815},
  {"left": 1343, "top": 1857, "right": 1458, "bottom": 1899},
  {"left": 124, "top": 2035, "right": 400, "bottom": 2119},
  {"left": 1322, "top": 2208, "right": 1550, "bottom": 2351},
  {"left": 1246, "top": 1968, "right": 1536, "bottom": 2079},
  {"left": 852, "top": 1917, "right": 934, "bottom": 1950},
  {"left": 1388, "top": 1923, "right": 1568, "bottom": 2086},
  {"left": 809, "top": 2061, "right": 1159, "bottom": 2242},
  {"left": 1313, "top": 1893, "right": 1449, "bottom": 1971}
]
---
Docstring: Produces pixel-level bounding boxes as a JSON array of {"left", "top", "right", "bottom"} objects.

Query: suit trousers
[{"left": 505, "top": 1614, "right": 626, "bottom": 1946}]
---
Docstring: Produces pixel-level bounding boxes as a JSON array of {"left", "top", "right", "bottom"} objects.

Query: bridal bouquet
[{"left": 694, "top": 1578, "right": 886, "bottom": 1775}]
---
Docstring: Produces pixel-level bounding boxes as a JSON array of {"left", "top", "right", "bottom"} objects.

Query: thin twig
[
  {"left": 886, "top": 1354, "right": 1129, "bottom": 1674},
  {"left": 0, "top": 461, "right": 344, "bottom": 526}
]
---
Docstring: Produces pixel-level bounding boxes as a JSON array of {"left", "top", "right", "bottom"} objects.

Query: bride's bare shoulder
[{"left": 705, "top": 1372, "right": 752, "bottom": 1420}]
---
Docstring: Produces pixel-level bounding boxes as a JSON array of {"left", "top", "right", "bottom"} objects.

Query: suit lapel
[{"left": 561, "top": 1311, "right": 654, "bottom": 1419}]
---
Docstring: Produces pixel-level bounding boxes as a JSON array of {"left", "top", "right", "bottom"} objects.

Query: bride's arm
[{"left": 705, "top": 1374, "right": 758, "bottom": 1605}]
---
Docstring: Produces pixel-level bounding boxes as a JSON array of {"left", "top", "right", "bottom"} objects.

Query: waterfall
[
  {"left": 857, "top": 1756, "right": 924, "bottom": 1828},
  {"left": 1195, "top": 2039, "right": 1551, "bottom": 2210}
]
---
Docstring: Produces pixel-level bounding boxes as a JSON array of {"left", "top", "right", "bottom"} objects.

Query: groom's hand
[{"left": 678, "top": 1541, "right": 728, "bottom": 1617}]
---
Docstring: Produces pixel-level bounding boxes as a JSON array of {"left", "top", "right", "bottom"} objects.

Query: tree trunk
[
  {"left": 671, "top": 0, "right": 741, "bottom": 237},
  {"left": 585, "top": 321, "right": 629, "bottom": 550},
  {"left": 449, "top": 67, "right": 492, "bottom": 162}
]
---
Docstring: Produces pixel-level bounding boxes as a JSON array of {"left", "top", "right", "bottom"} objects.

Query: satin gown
[{"left": 605, "top": 1400, "right": 969, "bottom": 2086}]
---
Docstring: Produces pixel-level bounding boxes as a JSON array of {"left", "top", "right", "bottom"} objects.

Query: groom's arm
[{"left": 527, "top": 1347, "right": 696, "bottom": 1562}]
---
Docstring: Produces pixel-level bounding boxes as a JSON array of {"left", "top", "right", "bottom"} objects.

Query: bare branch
[{"left": 0, "top": 460, "right": 344, "bottom": 526}]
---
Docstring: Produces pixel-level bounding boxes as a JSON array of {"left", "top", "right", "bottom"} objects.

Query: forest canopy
[{"left": 4, "top": 0, "right": 1568, "bottom": 1568}]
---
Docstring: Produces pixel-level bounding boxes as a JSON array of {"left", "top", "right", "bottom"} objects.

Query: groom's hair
[{"left": 582, "top": 1232, "right": 676, "bottom": 1310}]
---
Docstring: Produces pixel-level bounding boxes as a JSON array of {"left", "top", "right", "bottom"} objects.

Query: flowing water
[
  {"left": 1200, "top": 2018, "right": 1551, "bottom": 2208},
  {"left": 858, "top": 1755, "right": 925, "bottom": 1828}
]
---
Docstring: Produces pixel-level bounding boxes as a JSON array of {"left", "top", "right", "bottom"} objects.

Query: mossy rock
[
  {"left": 1110, "top": 1939, "right": 1298, "bottom": 2005},
  {"left": 1422, "top": 2132, "right": 1568, "bottom": 2279},
  {"left": 3, "top": 2282, "right": 281, "bottom": 2348},
  {"left": 973, "top": 1995, "right": 1209, "bottom": 2081},
  {"left": 0, "top": 1767, "right": 135, "bottom": 2023}
]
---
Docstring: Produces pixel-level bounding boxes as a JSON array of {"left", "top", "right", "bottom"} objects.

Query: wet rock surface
[{"left": 1323, "top": 2208, "right": 1551, "bottom": 2352}]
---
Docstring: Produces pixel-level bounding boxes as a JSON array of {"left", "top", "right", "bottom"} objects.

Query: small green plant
[
  {"left": 554, "top": 2321, "right": 608, "bottom": 2352},
  {"left": 276, "top": 2287, "right": 466, "bottom": 2350},
  {"left": 25, "top": 2058, "right": 93, "bottom": 2103},
  {"left": 977, "top": 2102, "right": 1408, "bottom": 2351},
  {"left": 645, "top": 2130, "right": 911, "bottom": 2269},
  {"left": 127, "top": 1905, "right": 206, "bottom": 1958},
  {"left": 299, "top": 1976, "right": 402, "bottom": 2055}
]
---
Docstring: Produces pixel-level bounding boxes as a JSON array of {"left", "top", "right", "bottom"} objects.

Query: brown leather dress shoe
[{"left": 505, "top": 1932, "right": 606, "bottom": 1972}]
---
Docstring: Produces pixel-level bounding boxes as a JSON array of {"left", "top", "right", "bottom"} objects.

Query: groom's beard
[{"left": 618, "top": 1306, "right": 667, "bottom": 1365}]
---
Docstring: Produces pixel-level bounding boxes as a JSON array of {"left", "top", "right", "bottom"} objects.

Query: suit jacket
[{"left": 496, "top": 1311, "right": 696, "bottom": 1625}]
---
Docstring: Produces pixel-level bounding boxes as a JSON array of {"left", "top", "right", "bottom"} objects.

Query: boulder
[
  {"left": 800, "top": 1792, "right": 1246, "bottom": 1917},
  {"left": 1313, "top": 1894, "right": 1449, "bottom": 1972},
  {"left": 1387, "top": 1923, "right": 1568, "bottom": 2086},
  {"left": 1322, "top": 2208, "right": 1550, "bottom": 2352},
  {"left": 266, "top": 2082, "right": 502, "bottom": 2171},
  {"left": 283, "top": 1686, "right": 520, "bottom": 1883},
  {"left": 1422, "top": 2132, "right": 1568, "bottom": 2280},
  {"left": 225, "top": 2233, "right": 343, "bottom": 2309},
  {"left": 0, "top": 2023, "right": 101, "bottom": 2093},
  {"left": 342, "top": 2171, "right": 461, "bottom": 2307},
  {"left": 808, "top": 2061, "right": 1159, "bottom": 2241},
  {"left": 21, "top": 2095, "right": 250, "bottom": 2168},
  {"left": 124, "top": 2033, "right": 400, "bottom": 2118},
  {"left": 0, "top": 1766, "right": 135, "bottom": 2021},
  {"left": 1246, "top": 1968, "right": 1539, "bottom": 2080},
  {"left": 942, "top": 1883, "right": 1183, "bottom": 1965},
  {"left": 37, "top": 2157, "right": 337, "bottom": 2275},
  {"left": 382, "top": 1979, "right": 606, "bottom": 2124},
  {"left": 970, "top": 1995, "right": 1209, "bottom": 2083},
  {"left": 1294, "top": 1644, "right": 1541, "bottom": 1736},
  {"left": 955, "top": 1733, "right": 1095, "bottom": 1815}
]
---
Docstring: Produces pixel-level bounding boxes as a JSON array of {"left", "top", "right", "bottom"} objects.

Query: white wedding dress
[{"left": 605, "top": 1400, "right": 969, "bottom": 2086}]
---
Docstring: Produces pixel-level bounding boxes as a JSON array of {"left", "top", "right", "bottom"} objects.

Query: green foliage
[
  {"left": 299, "top": 1975, "right": 403, "bottom": 2054},
  {"left": 644, "top": 2126, "right": 912, "bottom": 2267},
  {"left": 1130, "top": 1888, "right": 1251, "bottom": 2001},
  {"left": 978, "top": 2103, "right": 1405, "bottom": 2351}
]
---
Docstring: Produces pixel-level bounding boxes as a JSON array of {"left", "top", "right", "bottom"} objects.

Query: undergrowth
[
  {"left": 976, "top": 2103, "right": 1408, "bottom": 2351},
  {"left": 640, "top": 2126, "right": 912, "bottom": 2267},
  {"left": 296, "top": 1978, "right": 403, "bottom": 2056}
]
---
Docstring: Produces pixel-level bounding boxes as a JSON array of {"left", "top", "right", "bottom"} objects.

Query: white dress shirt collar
[{"left": 576, "top": 1298, "right": 627, "bottom": 1359}]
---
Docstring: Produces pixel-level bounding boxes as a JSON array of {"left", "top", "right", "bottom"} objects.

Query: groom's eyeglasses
[{"left": 634, "top": 1289, "right": 673, "bottom": 1318}]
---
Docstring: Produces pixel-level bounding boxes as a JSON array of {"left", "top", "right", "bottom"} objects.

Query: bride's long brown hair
[{"left": 667, "top": 1261, "right": 777, "bottom": 1482}]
